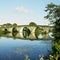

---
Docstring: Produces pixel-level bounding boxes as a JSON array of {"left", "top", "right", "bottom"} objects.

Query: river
[{"left": 0, "top": 37, "right": 52, "bottom": 60}]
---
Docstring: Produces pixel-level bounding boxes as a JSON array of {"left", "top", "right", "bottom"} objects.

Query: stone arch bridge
[{"left": 2, "top": 25, "right": 53, "bottom": 39}]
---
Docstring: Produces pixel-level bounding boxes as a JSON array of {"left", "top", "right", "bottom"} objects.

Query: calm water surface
[{"left": 0, "top": 37, "right": 52, "bottom": 60}]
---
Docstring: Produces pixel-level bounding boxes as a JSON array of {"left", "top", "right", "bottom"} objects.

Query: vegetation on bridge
[{"left": 29, "top": 22, "right": 37, "bottom": 26}]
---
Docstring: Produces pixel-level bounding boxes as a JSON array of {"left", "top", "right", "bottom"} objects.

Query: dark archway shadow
[
  {"left": 23, "top": 27, "right": 31, "bottom": 38},
  {"left": 12, "top": 27, "right": 18, "bottom": 38}
]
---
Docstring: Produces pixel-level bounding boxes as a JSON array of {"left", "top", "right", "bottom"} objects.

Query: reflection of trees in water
[{"left": 12, "top": 32, "right": 17, "bottom": 38}]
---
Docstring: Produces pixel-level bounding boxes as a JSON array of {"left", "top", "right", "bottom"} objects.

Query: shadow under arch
[
  {"left": 3, "top": 28, "right": 10, "bottom": 35},
  {"left": 35, "top": 27, "right": 41, "bottom": 39},
  {"left": 23, "top": 27, "right": 31, "bottom": 38},
  {"left": 12, "top": 27, "right": 18, "bottom": 38}
]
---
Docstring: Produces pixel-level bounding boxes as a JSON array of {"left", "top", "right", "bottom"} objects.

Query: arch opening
[{"left": 23, "top": 27, "right": 31, "bottom": 38}]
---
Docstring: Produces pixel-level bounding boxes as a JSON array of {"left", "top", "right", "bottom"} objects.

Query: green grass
[{"left": 0, "top": 29, "right": 3, "bottom": 36}]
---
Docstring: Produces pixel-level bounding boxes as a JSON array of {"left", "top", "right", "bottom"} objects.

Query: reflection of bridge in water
[{"left": 2, "top": 25, "right": 53, "bottom": 40}]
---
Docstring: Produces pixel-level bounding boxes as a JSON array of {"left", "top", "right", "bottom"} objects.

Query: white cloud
[{"left": 16, "top": 6, "right": 32, "bottom": 14}]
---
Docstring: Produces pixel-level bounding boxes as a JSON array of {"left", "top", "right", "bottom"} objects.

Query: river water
[{"left": 0, "top": 37, "right": 52, "bottom": 60}]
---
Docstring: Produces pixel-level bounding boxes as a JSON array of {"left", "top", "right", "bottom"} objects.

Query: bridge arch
[
  {"left": 16, "top": 26, "right": 37, "bottom": 39},
  {"left": 27, "top": 26, "right": 37, "bottom": 39},
  {"left": 23, "top": 27, "right": 31, "bottom": 38}
]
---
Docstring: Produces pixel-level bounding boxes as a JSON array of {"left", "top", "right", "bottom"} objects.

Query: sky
[{"left": 0, "top": 0, "right": 60, "bottom": 25}]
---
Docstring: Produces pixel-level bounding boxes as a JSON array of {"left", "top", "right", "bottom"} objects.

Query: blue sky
[{"left": 0, "top": 0, "right": 60, "bottom": 25}]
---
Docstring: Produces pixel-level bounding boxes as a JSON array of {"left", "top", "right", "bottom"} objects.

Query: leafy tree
[
  {"left": 2, "top": 23, "right": 12, "bottom": 28},
  {"left": 13, "top": 23, "right": 17, "bottom": 27},
  {"left": 45, "top": 2, "right": 60, "bottom": 41},
  {"left": 29, "top": 22, "right": 37, "bottom": 26},
  {"left": 45, "top": 3, "right": 60, "bottom": 59},
  {"left": 6, "top": 23, "right": 12, "bottom": 27}
]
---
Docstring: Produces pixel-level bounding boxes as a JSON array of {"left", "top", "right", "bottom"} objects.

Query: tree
[
  {"left": 6, "top": 23, "right": 12, "bottom": 27},
  {"left": 29, "top": 22, "right": 37, "bottom": 26},
  {"left": 2, "top": 23, "right": 12, "bottom": 28},
  {"left": 45, "top": 2, "right": 60, "bottom": 41},
  {"left": 13, "top": 23, "right": 17, "bottom": 27},
  {"left": 45, "top": 3, "right": 60, "bottom": 59}
]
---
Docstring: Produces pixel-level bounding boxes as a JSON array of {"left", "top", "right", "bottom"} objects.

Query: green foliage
[
  {"left": 1, "top": 23, "right": 12, "bottom": 28},
  {"left": 0, "top": 29, "right": 3, "bottom": 36},
  {"left": 53, "top": 19, "right": 60, "bottom": 41},
  {"left": 45, "top": 2, "right": 60, "bottom": 24},
  {"left": 45, "top": 3, "right": 60, "bottom": 59},
  {"left": 45, "top": 2, "right": 60, "bottom": 42},
  {"left": 52, "top": 42, "right": 60, "bottom": 54},
  {"left": 1, "top": 23, "right": 17, "bottom": 28},
  {"left": 6, "top": 23, "right": 12, "bottom": 27},
  {"left": 13, "top": 23, "right": 17, "bottom": 27},
  {"left": 29, "top": 22, "right": 37, "bottom": 26}
]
